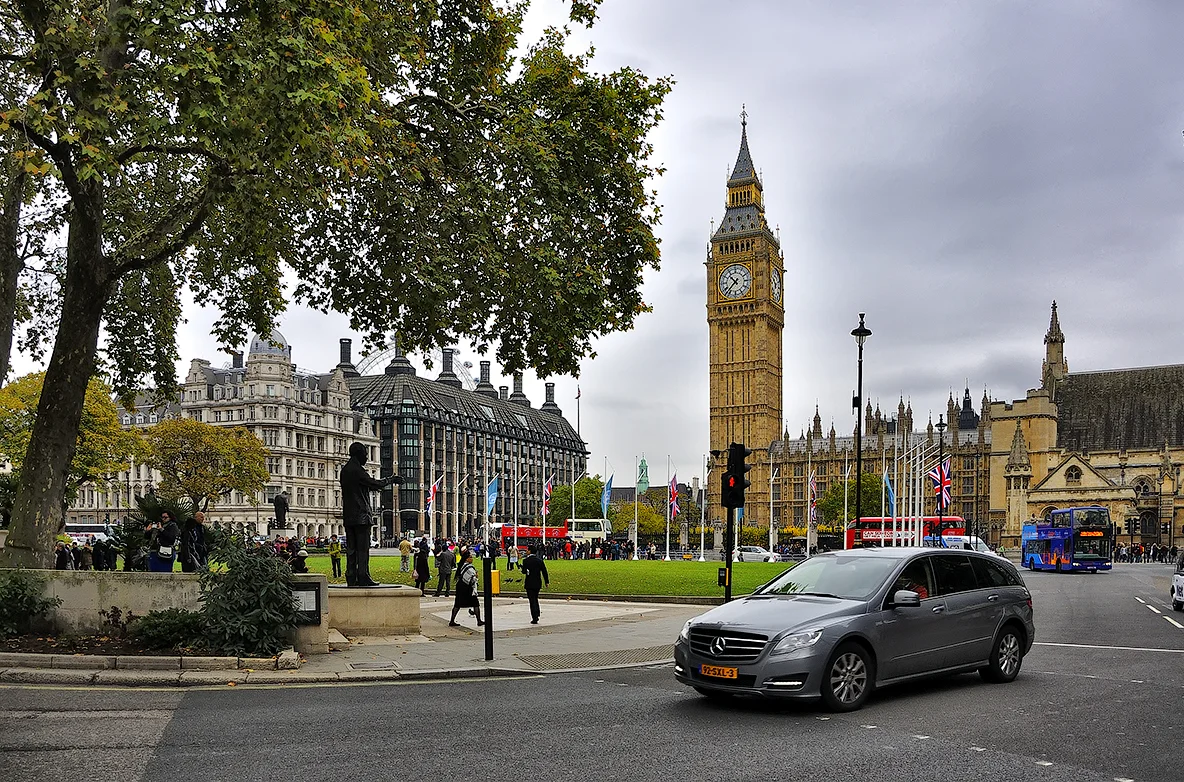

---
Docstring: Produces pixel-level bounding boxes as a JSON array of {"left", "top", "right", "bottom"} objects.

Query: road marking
[
  {"left": 913, "top": 735, "right": 930, "bottom": 740},
  {"left": 1146, "top": 605, "right": 1161, "bottom": 614},
  {"left": 1034, "top": 642, "right": 1184, "bottom": 654},
  {"left": 969, "top": 747, "right": 987, "bottom": 752},
  {"left": 1114, "top": 777, "right": 1135, "bottom": 782},
  {"left": 1166, "top": 617, "right": 1184, "bottom": 629},
  {"left": 861, "top": 725, "right": 878, "bottom": 729},
  {"left": 1135, "top": 597, "right": 1146, "bottom": 604},
  {"left": 1130, "top": 680, "right": 1144, "bottom": 683},
  {"left": 816, "top": 716, "right": 831, "bottom": 721},
  {"left": 1036, "top": 761, "right": 1054, "bottom": 766}
]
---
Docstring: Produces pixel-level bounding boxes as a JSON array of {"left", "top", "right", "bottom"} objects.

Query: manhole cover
[{"left": 349, "top": 662, "right": 397, "bottom": 670}]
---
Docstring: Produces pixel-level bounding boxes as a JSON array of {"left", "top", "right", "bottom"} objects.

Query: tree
[
  {"left": 816, "top": 473, "right": 885, "bottom": 527},
  {"left": 608, "top": 501, "right": 665, "bottom": 537},
  {"left": 141, "top": 418, "right": 268, "bottom": 513},
  {"left": 0, "top": 1, "right": 670, "bottom": 566},
  {"left": 544, "top": 476, "right": 605, "bottom": 523},
  {"left": 0, "top": 372, "right": 139, "bottom": 513}
]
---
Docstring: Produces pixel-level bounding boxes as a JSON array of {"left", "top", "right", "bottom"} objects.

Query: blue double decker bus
[{"left": 1021, "top": 506, "right": 1113, "bottom": 572}]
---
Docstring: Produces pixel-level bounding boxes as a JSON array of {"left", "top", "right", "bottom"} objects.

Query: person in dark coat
[
  {"left": 412, "top": 539, "right": 431, "bottom": 594},
  {"left": 520, "top": 544, "right": 550, "bottom": 624},
  {"left": 339, "top": 441, "right": 402, "bottom": 586},
  {"left": 179, "top": 511, "right": 209, "bottom": 573},
  {"left": 147, "top": 511, "right": 180, "bottom": 573},
  {"left": 434, "top": 542, "right": 455, "bottom": 597},
  {"left": 448, "top": 549, "right": 483, "bottom": 627}
]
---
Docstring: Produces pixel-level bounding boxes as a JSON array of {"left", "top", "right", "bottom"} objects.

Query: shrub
[
  {"left": 200, "top": 537, "right": 298, "bottom": 657},
  {"left": 0, "top": 569, "right": 62, "bottom": 638},
  {"left": 130, "top": 608, "right": 206, "bottom": 651}
]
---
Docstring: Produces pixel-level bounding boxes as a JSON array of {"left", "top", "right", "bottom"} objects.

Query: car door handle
[
  {"left": 987, "top": 594, "right": 999, "bottom": 602},
  {"left": 931, "top": 605, "right": 945, "bottom": 614}
]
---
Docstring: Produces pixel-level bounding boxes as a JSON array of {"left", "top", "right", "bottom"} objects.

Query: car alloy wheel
[
  {"left": 822, "top": 643, "right": 871, "bottom": 711},
  {"left": 981, "top": 627, "right": 1023, "bottom": 683}
]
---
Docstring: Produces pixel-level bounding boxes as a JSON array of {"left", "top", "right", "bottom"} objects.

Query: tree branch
[
  {"left": 6, "top": 119, "right": 80, "bottom": 198},
  {"left": 110, "top": 176, "right": 220, "bottom": 276}
]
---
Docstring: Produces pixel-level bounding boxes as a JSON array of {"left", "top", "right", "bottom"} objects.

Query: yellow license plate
[{"left": 700, "top": 664, "right": 738, "bottom": 679}]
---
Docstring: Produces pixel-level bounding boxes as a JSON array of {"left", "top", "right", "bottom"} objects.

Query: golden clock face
[
  {"left": 719, "top": 264, "right": 752, "bottom": 299},
  {"left": 771, "top": 269, "right": 782, "bottom": 303}
]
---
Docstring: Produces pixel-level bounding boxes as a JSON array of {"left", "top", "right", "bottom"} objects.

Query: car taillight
[{"left": 1026, "top": 598, "right": 1032, "bottom": 609}]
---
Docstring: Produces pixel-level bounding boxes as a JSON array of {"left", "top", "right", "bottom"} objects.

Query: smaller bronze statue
[
  {"left": 340, "top": 442, "right": 402, "bottom": 586},
  {"left": 272, "top": 492, "right": 291, "bottom": 528}
]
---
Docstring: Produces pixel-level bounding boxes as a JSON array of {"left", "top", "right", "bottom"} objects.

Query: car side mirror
[{"left": 892, "top": 589, "right": 921, "bottom": 608}]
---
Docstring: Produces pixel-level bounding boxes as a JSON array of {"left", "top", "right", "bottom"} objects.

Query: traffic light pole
[{"left": 724, "top": 505, "right": 735, "bottom": 603}]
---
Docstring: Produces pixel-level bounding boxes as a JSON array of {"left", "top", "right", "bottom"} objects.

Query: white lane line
[
  {"left": 1034, "top": 642, "right": 1184, "bottom": 654},
  {"left": 1114, "top": 777, "right": 1135, "bottom": 782},
  {"left": 1166, "top": 616, "right": 1184, "bottom": 629},
  {"left": 1147, "top": 605, "right": 1162, "bottom": 614},
  {"left": 1135, "top": 596, "right": 1147, "bottom": 604},
  {"left": 969, "top": 747, "right": 987, "bottom": 752},
  {"left": 913, "top": 735, "right": 930, "bottom": 740},
  {"left": 1036, "top": 760, "right": 1054, "bottom": 766}
]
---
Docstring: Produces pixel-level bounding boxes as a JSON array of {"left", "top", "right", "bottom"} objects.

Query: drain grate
[
  {"left": 349, "top": 662, "right": 397, "bottom": 670},
  {"left": 516, "top": 645, "right": 673, "bottom": 671}
]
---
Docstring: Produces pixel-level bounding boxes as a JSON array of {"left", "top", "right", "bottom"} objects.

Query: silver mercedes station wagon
[{"left": 674, "top": 547, "right": 1034, "bottom": 711}]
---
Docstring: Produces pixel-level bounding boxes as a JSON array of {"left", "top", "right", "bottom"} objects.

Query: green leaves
[{"left": 141, "top": 418, "right": 270, "bottom": 512}]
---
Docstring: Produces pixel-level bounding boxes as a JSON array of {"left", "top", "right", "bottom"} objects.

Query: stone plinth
[
  {"left": 327, "top": 585, "right": 421, "bottom": 636},
  {"left": 290, "top": 573, "right": 330, "bottom": 654},
  {"left": 270, "top": 528, "right": 297, "bottom": 541}
]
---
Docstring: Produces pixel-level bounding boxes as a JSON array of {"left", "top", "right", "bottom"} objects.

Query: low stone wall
[
  {"left": 1, "top": 569, "right": 329, "bottom": 655},
  {"left": 327, "top": 585, "right": 421, "bottom": 635}
]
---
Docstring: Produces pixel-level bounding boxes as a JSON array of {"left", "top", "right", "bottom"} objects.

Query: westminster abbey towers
[{"left": 706, "top": 116, "right": 785, "bottom": 525}]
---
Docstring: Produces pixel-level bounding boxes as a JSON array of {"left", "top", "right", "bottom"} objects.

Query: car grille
[{"left": 687, "top": 628, "right": 768, "bottom": 663}]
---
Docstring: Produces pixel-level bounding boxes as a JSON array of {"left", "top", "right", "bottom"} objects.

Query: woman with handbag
[
  {"left": 147, "top": 511, "right": 180, "bottom": 573},
  {"left": 448, "top": 548, "right": 483, "bottom": 627}
]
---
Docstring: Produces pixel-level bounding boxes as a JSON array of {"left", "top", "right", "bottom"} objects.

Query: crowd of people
[
  {"left": 56, "top": 511, "right": 211, "bottom": 573},
  {"left": 1115, "top": 542, "right": 1178, "bottom": 563}
]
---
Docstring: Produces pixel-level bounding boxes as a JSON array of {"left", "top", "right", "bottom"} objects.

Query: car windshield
[{"left": 756, "top": 555, "right": 898, "bottom": 600}]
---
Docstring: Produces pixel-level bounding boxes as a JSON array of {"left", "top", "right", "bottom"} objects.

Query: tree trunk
[
  {"left": 0, "top": 161, "right": 26, "bottom": 384},
  {"left": 0, "top": 184, "right": 111, "bottom": 568}
]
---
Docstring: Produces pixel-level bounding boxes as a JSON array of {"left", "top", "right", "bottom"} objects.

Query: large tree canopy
[
  {"left": 0, "top": 0, "right": 670, "bottom": 566},
  {"left": 141, "top": 417, "right": 269, "bottom": 512}
]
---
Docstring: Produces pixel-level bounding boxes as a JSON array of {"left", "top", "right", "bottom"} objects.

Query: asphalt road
[{"left": 2, "top": 563, "right": 1180, "bottom": 782}]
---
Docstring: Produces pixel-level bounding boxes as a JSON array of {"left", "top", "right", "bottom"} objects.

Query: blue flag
[
  {"left": 486, "top": 476, "right": 499, "bottom": 516},
  {"left": 601, "top": 474, "right": 613, "bottom": 518},
  {"left": 883, "top": 470, "right": 896, "bottom": 517}
]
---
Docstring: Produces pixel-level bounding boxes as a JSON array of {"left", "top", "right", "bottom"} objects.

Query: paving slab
[
  {"left": 93, "top": 670, "right": 183, "bottom": 686},
  {"left": 116, "top": 656, "right": 182, "bottom": 670},
  {"left": 0, "top": 667, "right": 97, "bottom": 685},
  {"left": 177, "top": 670, "right": 251, "bottom": 687},
  {"left": 243, "top": 671, "right": 337, "bottom": 685},
  {"left": 51, "top": 654, "right": 117, "bottom": 669},
  {"left": 181, "top": 656, "right": 239, "bottom": 671}
]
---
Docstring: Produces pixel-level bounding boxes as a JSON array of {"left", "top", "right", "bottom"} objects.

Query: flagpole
[
  {"left": 429, "top": 460, "right": 435, "bottom": 543},
  {"left": 842, "top": 450, "right": 850, "bottom": 550},
  {"left": 664, "top": 456, "right": 671, "bottom": 561},
  {"left": 513, "top": 459, "right": 519, "bottom": 551},
  {"left": 880, "top": 441, "right": 886, "bottom": 544},
  {"left": 633, "top": 455, "right": 639, "bottom": 561},
  {"left": 698, "top": 453, "right": 707, "bottom": 562},
  {"left": 806, "top": 446, "right": 812, "bottom": 555}
]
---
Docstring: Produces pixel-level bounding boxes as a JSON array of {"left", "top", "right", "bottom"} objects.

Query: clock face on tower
[
  {"left": 718, "top": 264, "right": 753, "bottom": 299},
  {"left": 770, "top": 269, "right": 782, "bottom": 303}
]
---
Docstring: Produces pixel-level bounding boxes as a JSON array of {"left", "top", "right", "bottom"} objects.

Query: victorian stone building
[{"left": 990, "top": 302, "right": 1184, "bottom": 549}]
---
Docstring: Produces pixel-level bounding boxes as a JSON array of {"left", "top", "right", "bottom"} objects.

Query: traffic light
[
  {"left": 1124, "top": 518, "right": 1133, "bottom": 534},
  {"left": 722, "top": 442, "right": 752, "bottom": 508},
  {"left": 1162, "top": 522, "right": 1170, "bottom": 534}
]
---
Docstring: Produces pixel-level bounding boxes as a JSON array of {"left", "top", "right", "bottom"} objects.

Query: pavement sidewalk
[{"left": 0, "top": 596, "right": 711, "bottom": 687}]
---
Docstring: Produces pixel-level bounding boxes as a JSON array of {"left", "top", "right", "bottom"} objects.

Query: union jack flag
[
  {"left": 928, "top": 457, "right": 952, "bottom": 511},
  {"left": 427, "top": 476, "right": 443, "bottom": 516},
  {"left": 669, "top": 474, "right": 679, "bottom": 518},
  {"left": 542, "top": 474, "right": 554, "bottom": 518},
  {"left": 809, "top": 471, "right": 818, "bottom": 522}
]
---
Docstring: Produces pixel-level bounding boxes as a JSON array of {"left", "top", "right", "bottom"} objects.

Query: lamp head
[
  {"left": 851, "top": 312, "right": 871, "bottom": 346},
  {"left": 935, "top": 414, "right": 948, "bottom": 434}
]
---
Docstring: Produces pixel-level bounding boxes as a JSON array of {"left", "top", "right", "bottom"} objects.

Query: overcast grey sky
[{"left": 33, "top": 1, "right": 1184, "bottom": 489}]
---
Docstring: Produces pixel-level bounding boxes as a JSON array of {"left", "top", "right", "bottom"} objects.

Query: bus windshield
[
  {"left": 1073, "top": 531, "right": 1111, "bottom": 560},
  {"left": 1075, "top": 508, "right": 1109, "bottom": 528}
]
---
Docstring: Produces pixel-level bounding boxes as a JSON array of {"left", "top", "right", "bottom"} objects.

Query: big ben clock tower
[{"left": 706, "top": 113, "right": 784, "bottom": 527}]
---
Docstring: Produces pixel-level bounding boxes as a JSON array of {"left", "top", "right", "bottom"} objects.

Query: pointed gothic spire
[
  {"left": 812, "top": 405, "right": 823, "bottom": 438},
  {"left": 1045, "top": 300, "right": 1064, "bottom": 345},
  {"left": 1007, "top": 421, "right": 1031, "bottom": 471},
  {"left": 728, "top": 106, "right": 757, "bottom": 184}
]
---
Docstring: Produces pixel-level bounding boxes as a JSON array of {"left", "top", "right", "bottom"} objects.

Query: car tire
[
  {"left": 820, "top": 642, "right": 874, "bottom": 712},
  {"left": 980, "top": 625, "right": 1025, "bottom": 684}
]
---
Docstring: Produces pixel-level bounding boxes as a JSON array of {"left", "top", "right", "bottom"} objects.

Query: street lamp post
[
  {"left": 936, "top": 415, "right": 948, "bottom": 536},
  {"left": 851, "top": 314, "right": 872, "bottom": 533}
]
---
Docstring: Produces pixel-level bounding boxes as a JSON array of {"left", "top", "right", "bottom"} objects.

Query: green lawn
[{"left": 304, "top": 555, "right": 792, "bottom": 598}]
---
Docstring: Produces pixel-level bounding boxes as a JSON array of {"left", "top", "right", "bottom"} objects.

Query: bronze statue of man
[
  {"left": 340, "top": 441, "right": 402, "bottom": 586},
  {"left": 272, "top": 491, "right": 290, "bottom": 529}
]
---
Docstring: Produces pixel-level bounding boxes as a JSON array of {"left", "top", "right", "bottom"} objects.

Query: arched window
[{"left": 1065, "top": 466, "right": 1082, "bottom": 485}]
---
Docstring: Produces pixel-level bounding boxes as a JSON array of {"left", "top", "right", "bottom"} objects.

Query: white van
[{"left": 939, "top": 535, "right": 1006, "bottom": 559}]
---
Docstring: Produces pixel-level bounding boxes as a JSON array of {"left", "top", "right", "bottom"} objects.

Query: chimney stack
[
  {"left": 509, "top": 372, "right": 530, "bottom": 406},
  {"left": 231, "top": 351, "right": 243, "bottom": 369},
  {"left": 339, "top": 339, "right": 352, "bottom": 364},
  {"left": 540, "top": 381, "right": 562, "bottom": 415},
  {"left": 436, "top": 348, "right": 462, "bottom": 388},
  {"left": 499, "top": 386, "right": 509, "bottom": 400},
  {"left": 475, "top": 360, "right": 498, "bottom": 398}
]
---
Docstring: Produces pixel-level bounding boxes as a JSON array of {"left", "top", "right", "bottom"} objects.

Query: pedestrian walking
[
  {"left": 434, "top": 542, "right": 455, "bottom": 597},
  {"left": 399, "top": 536, "right": 412, "bottom": 572},
  {"left": 328, "top": 535, "right": 343, "bottom": 579},
  {"left": 507, "top": 543, "right": 519, "bottom": 571},
  {"left": 521, "top": 544, "right": 549, "bottom": 624},
  {"left": 179, "top": 511, "right": 209, "bottom": 573},
  {"left": 413, "top": 539, "right": 431, "bottom": 594},
  {"left": 449, "top": 549, "right": 484, "bottom": 627}
]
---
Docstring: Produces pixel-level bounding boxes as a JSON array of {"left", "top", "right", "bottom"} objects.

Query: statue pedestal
[
  {"left": 327, "top": 584, "right": 421, "bottom": 636},
  {"left": 270, "top": 527, "right": 297, "bottom": 541},
  {"left": 0, "top": 530, "right": 7, "bottom": 549}
]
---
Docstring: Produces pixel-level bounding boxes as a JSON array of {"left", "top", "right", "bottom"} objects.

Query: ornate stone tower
[
  {"left": 706, "top": 113, "right": 784, "bottom": 526},
  {"left": 1005, "top": 421, "right": 1032, "bottom": 536},
  {"left": 1041, "top": 300, "right": 1068, "bottom": 399}
]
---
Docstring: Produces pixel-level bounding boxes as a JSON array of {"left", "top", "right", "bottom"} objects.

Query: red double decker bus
[{"left": 846, "top": 516, "right": 966, "bottom": 549}]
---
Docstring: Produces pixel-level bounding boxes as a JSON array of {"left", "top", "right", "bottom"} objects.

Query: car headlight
[
  {"left": 679, "top": 620, "right": 693, "bottom": 642},
  {"left": 772, "top": 629, "right": 823, "bottom": 654}
]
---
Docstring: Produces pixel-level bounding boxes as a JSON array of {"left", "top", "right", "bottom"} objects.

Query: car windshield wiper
[
  {"left": 755, "top": 590, "right": 843, "bottom": 599},
  {"left": 787, "top": 591, "right": 843, "bottom": 599}
]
